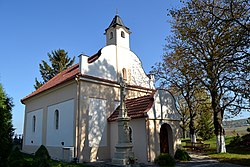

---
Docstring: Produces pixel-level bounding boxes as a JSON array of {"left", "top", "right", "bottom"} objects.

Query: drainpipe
[
  {"left": 75, "top": 76, "right": 80, "bottom": 161},
  {"left": 146, "top": 117, "right": 151, "bottom": 162}
]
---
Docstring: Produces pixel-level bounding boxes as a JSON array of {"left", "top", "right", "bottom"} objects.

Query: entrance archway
[{"left": 160, "top": 123, "right": 172, "bottom": 154}]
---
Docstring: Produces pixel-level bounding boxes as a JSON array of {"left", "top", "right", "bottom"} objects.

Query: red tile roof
[
  {"left": 87, "top": 49, "right": 102, "bottom": 63},
  {"left": 21, "top": 62, "right": 155, "bottom": 104},
  {"left": 21, "top": 64, "right": 79, "bottom": 103},
  {"left": 108, "top": 93, "right": 155, "bottom": 122}
]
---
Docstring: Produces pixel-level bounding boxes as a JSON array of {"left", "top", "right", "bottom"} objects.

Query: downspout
[
  {"left": 116, "top": 44, "right": 119, "bottom": 82},
  {"left": 146, "top": 117, "right": 151, "bottom": 162},
  {"left": 75, "top": 76, "right": 80, "bottom": 161}
]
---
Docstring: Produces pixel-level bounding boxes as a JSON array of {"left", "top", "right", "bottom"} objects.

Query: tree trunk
[
  {"left": 189, "top": 117, "right": 196, "bottom": 143},
  {"left": 214, "top": 111, "right": 226, "bottom": 153},
  {"left": 212, "top": 91, "right": 226, "bottom": 153},
  {"left": 181, "top": 123, "right": 187, "bottom": 138},
  {"left": 182, "top": 129, "right": 186, "bottom": 139}
]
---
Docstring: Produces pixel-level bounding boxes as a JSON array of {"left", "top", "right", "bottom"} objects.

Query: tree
[
  {"left": 170, "top": 87, "right": 190, "bottom": 138},
  {"left": 205, "top": 0, "right": 249, "bottom": 33},
  {"left": 176, "top": 96, "right": 190, "bottom": 139},
  {"left": 197, "top": 108, "right": 214, "bottom": 140},
  {"left": 153, "top": 0, "right": 249, "bottom": 153},
  {"left": 0, "top": 84, "right": 14, "bottom": 166},
  {"left": 34, "top": 49, "right": 75, "bottom": 89},
  {"left": 151, "top": 50, "right": 200, "bottom": 143}
]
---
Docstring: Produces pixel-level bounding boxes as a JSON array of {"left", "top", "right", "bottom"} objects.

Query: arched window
[
  {"left": 122, "top": 68, "right": 127, "bottom": 80},
  {"left": 32, "top": 115, "right": 36, "bottom": 132},
  {"left": 55, "top": 109, "right": 59, "bottom": 130},
  {"left": 129, "top": 127, "right": 132, "bottom": 143},
  {"left": 121, "top": 31, "right": 125, "bottom": 38},
  {"left": 110, "top": 32, "right": 113, "bottom": 39}
]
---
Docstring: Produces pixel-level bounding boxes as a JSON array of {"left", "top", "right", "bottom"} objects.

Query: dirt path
[
  {"left": 176, "top": 153, "right": 245, "bottom": 167},
  {"left": 86, "top": 153, "right": 245, "bottom": 167}
]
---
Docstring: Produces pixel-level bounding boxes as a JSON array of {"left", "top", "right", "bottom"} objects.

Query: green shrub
[
  {"left": 228, "top": 135, "right": 242, "bottom": 147},
  {"left": 35, "top": 145, "right": 51, "bottom": 160},
  {"left": 174, "top": 149, "right": 191, "bottom": 161},
  {"left": 8, "top": 147, "right": 33, "bottom": 167},
  {"left": 34, "top": 145, "right": 51, "bottom": 167},
  {"left": 154, "top": 153, "right": 176, "bottom": 167}
]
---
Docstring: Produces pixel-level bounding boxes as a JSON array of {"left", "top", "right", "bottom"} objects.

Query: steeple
[
  {"left": 105, "top": 14, "right": 131, "bottom": 49},
  {"left": 105, "top": 14, "right": 130, "bottom": 32}
]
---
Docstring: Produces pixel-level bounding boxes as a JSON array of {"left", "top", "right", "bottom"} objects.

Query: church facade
[{"left": 21, "top": 15, "right": 181, "bottom": 164}]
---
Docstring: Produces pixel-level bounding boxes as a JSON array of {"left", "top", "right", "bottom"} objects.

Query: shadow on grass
[
  {"left": 203, "top": 146, "right": 250, "bottom": 166},
  {"left": 226, "top": 146, "right": 250, "bottom": 155},
  {"left": 181, "top": 136, "right": 250, "bottom": 167}
]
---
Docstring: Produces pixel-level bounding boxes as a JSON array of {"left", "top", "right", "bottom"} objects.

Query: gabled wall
[
  {"left": 22, "top": 82, "right": 77, "bottom": 159},
  {"left": 147, "top": 89, "right": 180, "bottom": 120},
  {"left": 79, "top": 45, "right": 154, "bottom": 89},
  {"left": 146, "top": 89, "right": 181, "bottom": 161}
]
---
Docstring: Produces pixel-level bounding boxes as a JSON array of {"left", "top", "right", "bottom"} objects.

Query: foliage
[
  {"left": 228, "top": 133, "right": 250, "bottom": 147},
  {"left": 197, "top": 110, "right": 214, "bottom": 140},
  {"left": 34, "top": 49, "right": 75, "bottom": 89},
  {"left": 247, "top": 127, "right": 250, "bottom": 133},
  {"left": 8, "top": 147, "right": 33, "bottom": 167},
  {"left": 154, "top": 153, "right": 176, "bottom": 167},
  {"left": 247, "top": 117, "right": 250, "bottom": 124},
  {"left": 34, "top": 145, "right": 51, "bottom": 167},
  {"left": 152, "top": 0, "right": 249, "bottom": 153},
  {"left": 174, "top": 149, "right": 191, "bottom": 161},
  {"left": 228, "top": 135, "right": 242, "bottom": 147},
  {"left": 0, "top": 84, "right": 14, "bottom": 166},
  {"left": 5, "top": 149, "right": 89, "bottom": 167}
]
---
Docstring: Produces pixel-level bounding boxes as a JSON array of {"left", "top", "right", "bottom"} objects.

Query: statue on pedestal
[
  {"left": 119, "top": 76, "right": 128, "bottom": 118},
  {"left": 112, "top": 76, "right": 134, "bottom": 166}
]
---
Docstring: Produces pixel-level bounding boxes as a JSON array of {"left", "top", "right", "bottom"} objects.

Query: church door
[{"left": 160, "top": 123, "right": 170, "bottom": 153}]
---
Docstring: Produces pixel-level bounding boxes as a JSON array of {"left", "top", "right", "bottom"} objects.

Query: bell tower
[{"left": 105, "top": 14, "right": 131, "bottom": 49}]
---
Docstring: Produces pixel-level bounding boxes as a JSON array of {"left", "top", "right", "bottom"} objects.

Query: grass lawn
[{"left": 200, "top": 136, "right": 250, "bottom": 166}]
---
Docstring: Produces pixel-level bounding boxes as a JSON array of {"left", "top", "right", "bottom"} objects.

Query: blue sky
[{"left": 0, "top": 1, "right": 249, "bottom": 134}]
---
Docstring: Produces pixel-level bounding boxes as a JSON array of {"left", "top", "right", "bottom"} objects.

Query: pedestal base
[{"left": 112, "top": 143, "right": 134, "bottom": 166}]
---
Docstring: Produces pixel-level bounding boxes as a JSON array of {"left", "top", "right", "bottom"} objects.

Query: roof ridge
[{"left": 21, "top": 63, "right": 79, "bottom": 103}]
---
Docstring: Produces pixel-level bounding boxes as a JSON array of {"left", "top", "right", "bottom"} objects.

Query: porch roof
[{"left": 108, "top": 93, "right": 155, "bottom": 122}]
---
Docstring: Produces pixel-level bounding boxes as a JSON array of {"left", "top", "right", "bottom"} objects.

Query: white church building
[{"left": 21, "top": 14, "right": 181, "bottom": 164}]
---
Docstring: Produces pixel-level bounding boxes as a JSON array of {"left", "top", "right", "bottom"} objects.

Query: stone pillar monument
[{"left": 112, "top": 77, "right": 134, "bottom": 166}]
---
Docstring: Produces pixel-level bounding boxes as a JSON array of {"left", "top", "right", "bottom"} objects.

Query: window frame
[{"left": 55, "top": 109, "right": 59, "bottom": 130}]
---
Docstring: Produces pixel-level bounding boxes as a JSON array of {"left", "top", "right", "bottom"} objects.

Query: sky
[{"left": 0, "top": 1, "right": 249, "bottom": 135}]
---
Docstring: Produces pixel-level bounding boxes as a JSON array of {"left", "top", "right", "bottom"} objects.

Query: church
[{"left": 21, "top": 14, "right": 181, "bottom": 164}]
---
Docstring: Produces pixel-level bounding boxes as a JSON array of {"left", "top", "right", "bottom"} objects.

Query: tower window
[
  {"left": 122, "top": 68, "right": 127, "bottom": 80},
  {"left": 55, "top": 109, "right": 59, "bottom": 130},
  {"left": 121, "top": 31, "right": 125, "bottom": 38},
  {"left": 110, "top": 32, "right": 113, "bottom": 39},
  {"left": 32, "top": 115, "right": 36, "bottom": 132}
]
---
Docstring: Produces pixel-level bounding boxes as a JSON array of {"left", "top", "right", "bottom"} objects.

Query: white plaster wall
[
  {"left": 130, "top": 119, "right": 148, "bottom": 163},
  {"left": 80, "top": 45, "right": 153, "bottom": 89},
  {"left": 148, "top": 90, "right": 180, "bottom": 120},
  {"left": 88, "top": 98, "right": 107, "bottom": 147},
  {"left": 84, "top": 45, "right": 117, "bottom": 81},
  {"left": 109, "top": 119, "right": 148, "bottom": 163},
  {"left": 46, "top": 99, "right": 74, "bottom": 147},
  {"left": 109, "top": 121, "right": 118, "bottom": 160},
  {"left": 106, "top": 27, "right": 130, "bottom": 49},
  {"left": 116, "top": 27, "right": 130, "bottom": 49},
  {"left": 25, "top": 109, "right": 43, "bottom": 146}
]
